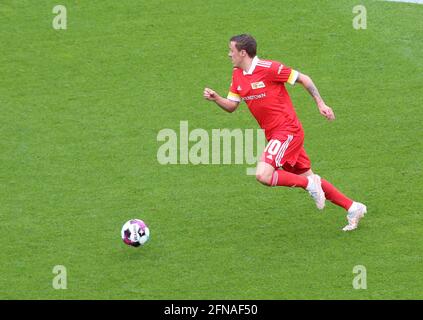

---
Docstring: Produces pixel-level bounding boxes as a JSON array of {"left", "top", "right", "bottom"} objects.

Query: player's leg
[
  {"left": 255, "top": 161, "right": 275, "bottom": 186},
  {"left": 298, "top": 169, "right": 313, "bottom": 177},
  {"left": 281, "top": 146, "right": 325, "bottom": 210},
  {"left": 256, "top": 137, "right": 325, "bottom": 210},
  {"left": 317, "top": 178, "right": 353, "bottom": 211},
  {"left": 256, "top": 137, "right": 309, "bottom": 187},
  {"left": 318, "top": 176, "right": 366, "bottom": 231},
  {"left": 294, "top": 150, "right": 352, "bottom": 210},
  {"left": 296, "top": 166, "right": 353, "bottom": 210},
  {"left": 296, "top": 152, "right": 366, "bottom": 231},
  {"left": 255, "top": 161, "right": 308, "bottom": 188}
]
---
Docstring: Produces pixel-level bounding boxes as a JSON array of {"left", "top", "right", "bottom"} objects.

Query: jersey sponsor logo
[
  {"left": 251, "top": 81, "right": 265, "bottom": 89},
  {"left": 242, "top": 92, "right": 266, "bottom": 101}
]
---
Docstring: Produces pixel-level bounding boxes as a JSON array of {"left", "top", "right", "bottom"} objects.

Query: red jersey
[{"left": 227, "top": 56, "right": 302, "bottom": 140}]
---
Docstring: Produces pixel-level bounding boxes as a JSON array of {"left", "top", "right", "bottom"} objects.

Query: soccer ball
[{"left": 121, "top": 219, "right": 150, "bottom": 247}]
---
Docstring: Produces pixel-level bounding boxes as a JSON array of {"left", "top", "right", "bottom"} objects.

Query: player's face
[{"left": 228, "top": 41, "right": 246, "bottom": 67}]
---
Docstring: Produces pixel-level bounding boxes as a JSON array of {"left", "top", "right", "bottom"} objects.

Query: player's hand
[
  {"left": 318, "top": 103, "right": 335, "bottom": 121},
  {"left": 203, "top": 88, "right": 218, "bottom": 101}
]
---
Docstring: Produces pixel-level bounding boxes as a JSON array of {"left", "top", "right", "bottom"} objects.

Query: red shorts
[{"left": 260, "top": 133, "right": 311, "bottom": 175}]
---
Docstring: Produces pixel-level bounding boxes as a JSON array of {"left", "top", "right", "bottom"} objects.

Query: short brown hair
[{"left": 230, "top": 34, "right": 257, "bottom": 58}]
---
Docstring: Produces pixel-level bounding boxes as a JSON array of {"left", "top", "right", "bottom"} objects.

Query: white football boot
[
  {"left": 342, "top": 202, "right": 367, "bottom": 231},
  {"left": 306, "top": 174, "right": 326, "bottom": 210}
]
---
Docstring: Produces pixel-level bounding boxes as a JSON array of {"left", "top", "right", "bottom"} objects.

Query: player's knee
[{"left": 256, "top": 172, "right": 272, "bottom": 186}]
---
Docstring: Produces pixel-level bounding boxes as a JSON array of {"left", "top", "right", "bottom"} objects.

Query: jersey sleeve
[
  {"left": 227, "top": 71, "right": 241, "bottom": 102},
  {"left": 267, "top": 61, "right": 299, "bottom": 85}
]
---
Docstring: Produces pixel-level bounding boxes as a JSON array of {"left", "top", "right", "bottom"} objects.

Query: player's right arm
[{"left": 203, "top": 88, "right": 240, "bottom": 113}]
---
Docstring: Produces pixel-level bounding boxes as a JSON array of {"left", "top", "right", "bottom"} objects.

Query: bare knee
[
  {"left": 255, "top": 161, "right": 275, "bottom": 186},
  {"left": 300, "top": 169, "right": 314, "bottom": 177},
  {"left": 256, "top": 172, "right": 273, "bottom": 186}
]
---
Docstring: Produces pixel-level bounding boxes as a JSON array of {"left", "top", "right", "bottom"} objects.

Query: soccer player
[{"left": 203, "top": 34, "right": 366, "bottom": 231}]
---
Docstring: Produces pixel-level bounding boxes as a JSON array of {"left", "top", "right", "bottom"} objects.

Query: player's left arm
[{"left": 296, "top": 73, "right": 335, "bottom": 121}]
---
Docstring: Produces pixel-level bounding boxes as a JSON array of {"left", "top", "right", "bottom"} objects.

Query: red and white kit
[{"left": 227, "top": 56, "right": 310, "bottom": 174}]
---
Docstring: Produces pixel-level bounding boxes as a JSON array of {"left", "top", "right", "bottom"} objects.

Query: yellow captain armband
[
  {"left": 287, "top": 70, "right": 299, "bottom": 85},
  {"left": 227, "top": 91, "right": 241, "bottom": 102}
]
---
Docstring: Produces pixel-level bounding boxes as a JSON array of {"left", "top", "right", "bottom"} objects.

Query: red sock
[
  {"left": 270, "top": 170, "right": 308, "bottom": 188},
  {"left": 321, "top": 179, "right": 353, "bottom": 210}
]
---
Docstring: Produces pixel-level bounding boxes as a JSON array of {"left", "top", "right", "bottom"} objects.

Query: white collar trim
[{"left": 243, "top": 56, "right": 259, "bottom": 75}]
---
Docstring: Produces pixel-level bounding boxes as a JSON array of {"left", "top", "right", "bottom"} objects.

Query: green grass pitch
[{"left": 0, "top": 0, "right": 422, "bottom": 299}]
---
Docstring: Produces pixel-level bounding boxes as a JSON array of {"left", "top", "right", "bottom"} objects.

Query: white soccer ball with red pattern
[{"left": 121, "top": 219, "right": 150, "bottom": 247}]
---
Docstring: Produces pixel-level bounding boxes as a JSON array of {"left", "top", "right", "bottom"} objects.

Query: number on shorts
[{"left": 264, "top": 139, "right": 282, "bottom": 155}]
